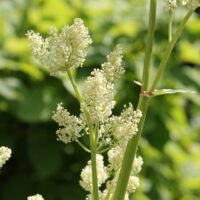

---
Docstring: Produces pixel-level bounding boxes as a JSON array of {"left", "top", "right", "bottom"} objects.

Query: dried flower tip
[
  {"left": 0, "top": 146, "right": 11, "bottom": 169},
  {"left": 52, "top": 103, "right": 84, "bottom": 144},
  {"left": 27, "top": 194, "right": 44, "bottom": 200},
  {"left": 27, "top": 18, "right": 92, "bottom": 76}
]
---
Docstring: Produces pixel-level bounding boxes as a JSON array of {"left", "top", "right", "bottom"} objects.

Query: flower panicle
[
  {"left": 81, "top": 69, "right": 116, "bottom": 124},
  {"left": 52, "top": 103, "right": 85, "bottom": 144},
  {"left": 27, "top": 18, "right": 92, "bottom": 76},
  {"left": 28, "top": 18, "right": 144, "bottom": 199},
  {"left": 101, "top": 45, "right": 124, "bottom": 83}
]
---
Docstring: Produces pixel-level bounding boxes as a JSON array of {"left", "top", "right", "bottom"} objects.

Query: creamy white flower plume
[
  {"left": 82, "top": 69, "right": 116, "bottom": 124},
  {"left": 27, "top": 194, "right": 44, "bottom": 200},
  {"left": 27, "top": 18, "right": 92, "bottom": 76},
  {"left": 0, "top": 146, "right": 11, "bottom": 169},
  {"left": 101, "top": 46, "right": 124, "bottom": 83},
  {"left": 52, "top": 103, "right": 85, "bottom": 144},
  {"left": 80, "top": 154, "right": 108, "bottom": 192}
]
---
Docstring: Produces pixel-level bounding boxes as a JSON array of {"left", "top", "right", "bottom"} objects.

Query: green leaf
[{"left": 153, "top": 89, "right": 195, "bottom": 96}]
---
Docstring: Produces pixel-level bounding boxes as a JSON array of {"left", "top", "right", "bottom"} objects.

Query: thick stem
[
  {"left": 112, "top": 1, "right": 156, "bottom": 198},
  {"left": 112, "top": 95, "right": 151, "bottom": 200},
  {"left": 142, "top": 0, "right": 157, "bottom": 90},
  {"left": 112, "top": 5, "right": 196, "bottom": 200},
  {"left": 150, "top": 9, "right": 194, "bottom": 91},
  {"left": 67, "top": 69, "right": 99, "bottom": 200}
]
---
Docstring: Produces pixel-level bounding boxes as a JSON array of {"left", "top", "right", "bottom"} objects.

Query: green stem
[
  {"left": 76, "top": 139, "right": 91, "bottom": 153},
  {"left": 168, "top": 11, "right": 173, "bottom": 42},
  {"left": 90, "top": 134, "right": 99, "bottom": 200},
  {"left": 67, "top": 69, "right": 99, "bottom": 200},
  {"left": 95, "top": 122, "right": 99, "bottom": 146},
  {"left": 67, "top": 69, "right": 83, "bottom": 103},
  {"left": 150, "top": 8, "right": 194, "bottom": 91},
  {"left": 142, "top": 0, "right": 157, "bottom": 90},
  {"left": 112, "top": 6, "right": 196, "bottom": 200},
  {"left": 112, "top": 95, "right": 151, "bottom": 200}
]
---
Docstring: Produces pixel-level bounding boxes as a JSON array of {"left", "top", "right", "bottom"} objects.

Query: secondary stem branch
[{"left": 150, "top": 9, "right": 194, "bottom": 91}]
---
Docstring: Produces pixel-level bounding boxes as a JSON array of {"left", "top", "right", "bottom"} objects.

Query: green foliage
[{"left": 0, "top": 0, "right": 199, "bottom": 199}]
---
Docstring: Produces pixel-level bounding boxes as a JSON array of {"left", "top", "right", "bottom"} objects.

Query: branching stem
[
  {"left": 112, "top": 4, "right": 196, "bottom": 200},
  {"left": 150, "top": 8, "right": 194, "bottom": 91}
]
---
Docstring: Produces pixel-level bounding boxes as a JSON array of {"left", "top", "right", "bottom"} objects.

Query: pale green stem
[
  {"left": 142, "top": 0, "right": 157, "bottom": 90},
  {"left": 95, "top": 122, "right": 99, "bottom": 146},
  {"left": 67, "top": 69, "right": 99, "bottom": 200},
  {"left": 67, "top": 69, "right": 83, "bottom": 103},
  {"left": 168, "top": 11, "right": 173, "bottom": 42},
  {"left": 150, "top": 8, "right": 194, "bottom": 91},
  {"left": 76, "top": 139, "right": 91, "bottom": 153},
  {"left": 90, "top": 130, "right": 99, "bottom": 200}
]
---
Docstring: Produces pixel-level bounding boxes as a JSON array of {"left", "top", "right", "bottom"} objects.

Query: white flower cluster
[
  {"left": 27, "top": 18, "right": 92, "bottom": 76},
  {"left": 104, "top": 148, "right": 143, "bottom": 199},
  {"left": 81, "top": 146, "right": 143, "bottom": 199},
  {"left": 99, "top": 104, "right": 142, "bottom": 146},
  {"left": 0, "top": 146, "right": 12, "bottom": 169},
  {"left": 28, "top": 18, "right": 143, "bottom": 199},
  {"left": 81, "top": 46, "right": 124, "bottom": 124},
  {"left": 52, "top": 47, "right": 125, "bottom": 145},
  {"left": 27, "top": 194, "right": 44, "bottom": 200},
  {"left": 107, "top": 146, "right": 143, "bottom": 174},
  {"left": 80, "top": 154, "right": 108, "bottom": 192},
  {"left": 166, "top": 0, "right": 199, "bottom": 10},
  {"left": 82, "top": 69, "right": 116, "bottom": 124},
  {"left": 113, "top": 105, "right": 142, "bottom": 144},
  {"left": 101, "top": 45, "right": 124, "bottom": 83},
  {"left": 52, "top": 103, "right": 85, "bottom": 144}
]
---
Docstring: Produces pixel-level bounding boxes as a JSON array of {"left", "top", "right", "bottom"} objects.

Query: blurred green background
[{"left": 0, "top": 0, "right": 200, "bottom": 199}]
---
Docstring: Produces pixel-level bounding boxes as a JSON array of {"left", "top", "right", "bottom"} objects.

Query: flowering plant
[{"left": 1, "top": 0, "right": 199, "bottom": 200}]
